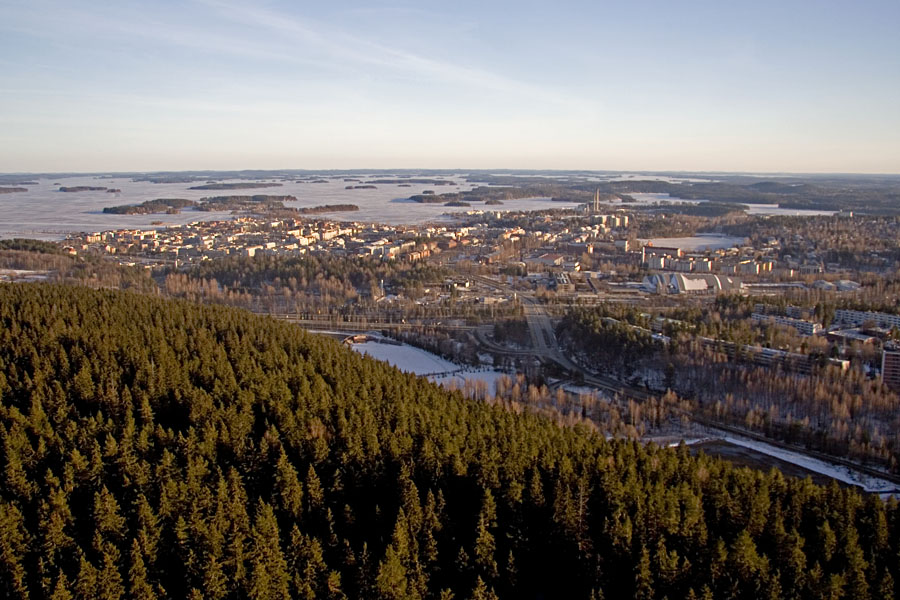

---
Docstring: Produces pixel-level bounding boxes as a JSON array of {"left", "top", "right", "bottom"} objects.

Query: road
[
  {"left": 264, "top": 314, "right": 476, "bottom": 332},
  {"left": 470, "top": 274, "right": 651, "bottom": 398}
]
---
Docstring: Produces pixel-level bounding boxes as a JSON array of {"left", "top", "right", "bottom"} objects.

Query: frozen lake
[
  {"left": 623, "top": 193, "right": 836, "bottom": 216},
  {"left": 744, "top": 203, "right": 836, "bottom": 216},
  {"left": 622, "top": 192, "right": 704, "bottom": 206},
  {"left": 352, "top": 340, "right": 508, "bottom": 392},
  {"left": 0, "top": 174, "right": 581, "bottom": 240}
]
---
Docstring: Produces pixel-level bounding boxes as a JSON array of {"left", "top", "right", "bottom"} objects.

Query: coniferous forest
[{"left": 1, "top": 283, "right": 899, "bottom": 599}]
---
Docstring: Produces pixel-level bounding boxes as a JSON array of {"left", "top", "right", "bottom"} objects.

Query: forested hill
[{"left": 0, "top": 284, "right": 898, "bottom": 599}]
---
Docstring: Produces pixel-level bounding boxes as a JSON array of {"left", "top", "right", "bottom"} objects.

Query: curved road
[{"left": 470, "top": 275, "right": 649, "bottom": 399}]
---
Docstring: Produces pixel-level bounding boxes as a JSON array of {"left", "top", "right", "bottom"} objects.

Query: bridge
[{"left": 262, "top": 314, "right": 477, "bottom": 332}]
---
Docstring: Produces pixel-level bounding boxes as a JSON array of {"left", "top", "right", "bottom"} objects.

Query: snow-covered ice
[
  {"left": 354, "top": 341, "right": 458, "bottom": 375},
  {"left": 352, "top": 340, "right": 510, "bottom": 393},
  {"left": 431, "top": 369, "right": 508, "bottom": 391}
]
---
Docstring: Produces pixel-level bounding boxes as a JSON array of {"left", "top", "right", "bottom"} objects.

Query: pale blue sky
[{"left": 1, "top": 0, "right": 898, "bottom": 173}]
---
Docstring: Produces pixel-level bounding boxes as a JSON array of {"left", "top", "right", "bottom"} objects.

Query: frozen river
[{"left": 0, "top": 174, "right": 581, "bottom": 240}]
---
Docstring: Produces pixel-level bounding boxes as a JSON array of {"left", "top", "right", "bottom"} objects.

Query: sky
[{"left": 1, "top": 0, "right": 899, "bottom": 173}]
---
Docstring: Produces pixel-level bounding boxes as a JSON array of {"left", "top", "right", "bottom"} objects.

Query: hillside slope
[{"left": 0, "top": 283, "right": 897, "bottom": 599}]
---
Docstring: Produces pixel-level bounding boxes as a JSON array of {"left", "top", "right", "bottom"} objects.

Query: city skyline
[{"left": 2, "top": 0, "right": 899, "bottom": 173}]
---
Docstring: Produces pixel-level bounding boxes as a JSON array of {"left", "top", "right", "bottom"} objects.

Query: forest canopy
[{"left": 0, "top": 283, "right": 897, "bottom": 599}]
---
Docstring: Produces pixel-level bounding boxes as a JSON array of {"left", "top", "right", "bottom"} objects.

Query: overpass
[{"left": 263, "top": 314, "right": 477, "bottom": 332}]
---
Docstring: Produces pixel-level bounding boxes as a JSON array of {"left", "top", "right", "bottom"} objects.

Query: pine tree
[
  {"left": 470, "top": 576, "right": 499, "bottom": 600},
  {"left": 275, "top": 450, "right": 303, "bottom": 520},
  {"left": 0, "top": 501, "right": 30, "bottom": 599},
  {"left": 49, "top": 572, "right": 74, "bottom": 600},
  {"left": 97, "top": 543, "right": 125, "bottom": 600},
  {"left": 75, "top": 555, "right": 98, "bottom": 600},
  {"left": 633, "top": 545, "right": 654, "bottom": 600},
  {"left": 248, "top": 500, "right": 290, "bottom": 600},
  {"left": 474, "top": 515, "right": 498, "bottom": 581},
  {"left": 305, "top": 464, "right": 325, "bottom": 517},
  {"left": 420, "top": 490, "right": 442, "bottom": 565},
  {"left": 129, "top": 538, "right": 156, "bottom": 600},
  {"left": 202, "top": 554, "right": 228, "bottom": 600},
  {"left": 842, "top": 528, "right": 870, "bottom": 600},
  {"left": 375, "top": 545, "right": 410, "bottom": 600},
  {"left": 876, "top": 570, "right": 894, "bottom": 600},
  {"left": 325, "top": 570, "right": 347, "bottom": 600},
  {"left": 93, "top": 487, "right": 126, "bottom": 544}
]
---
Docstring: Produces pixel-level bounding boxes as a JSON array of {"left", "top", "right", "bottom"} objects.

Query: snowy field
[
  {"left": 431, "top": 369, "right": 509, "bottom": 391},
  {"left": 352, "top": 340, "right": 508, "bottom": 393},
  {"left": 0, "top": 269, "right": 50, "bottom": 282},
  {"left": 561, "top": 384, "right": 606, "bottom": 397},
  {"left": 354, "top": 341, "right": 458, "bottom": 374}
]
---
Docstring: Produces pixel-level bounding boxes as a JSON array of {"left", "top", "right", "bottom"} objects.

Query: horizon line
[{"left": 3, "top": 167, "right": 900, "bottom": 178}]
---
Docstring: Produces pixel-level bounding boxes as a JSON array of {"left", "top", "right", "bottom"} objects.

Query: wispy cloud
[
  {"left": 1, "top": 0, "right": 595, "bottom": 115},
  {"left": 194, "top": 0, "right": 595, "bottom": 114}
]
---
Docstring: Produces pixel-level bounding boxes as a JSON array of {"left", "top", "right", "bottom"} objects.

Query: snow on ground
[
  {"left": 477, "top": 352, "right": 494, "bottom": 365},
  {"left": 353, "top": 341, "right": 458, "bottom": 375},
  {"left": 352, "top": 341, "right": 510, "bottom": 393},
  {"left": 431, "top": 369, "right": 508, "bottom": 392},
  {"left": 666, "top": 438, "right": 712, "bottom": 448},
  {"left": 562, "top": 384, "right": 604, "bottom": 396},
  {"left": 0, "top": 269, "right": 50, "bottom": 282},
  {"left": 721, "top": 434, "right": 898, "bottom": 493}
]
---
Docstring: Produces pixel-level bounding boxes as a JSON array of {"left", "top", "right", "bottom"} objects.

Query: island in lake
[
  {"left": 104, "top": 198, "right": 196, "bottom": 215},
  {"left": 0, "top": 187, "right": 27, "bottom": 194},
  {"left": 345, "top": 185, "right": 377, "bottom": 190},
  {"left": 195, "top": 195, "right": 296, "bottom": 211},
  {"left": 409, "top": 193, "right": 445, "bottom": 203},
  {"left": 297, "top": 204, "right": 359, "bottom": 214},
  {"left": 99, "top": 192, "right": 362, "bottom": 219},
  {"left": 132, "top": 175, "right": 208, "bottom": 183},
  {"left": 370, "top": 178, "right": 457, "bottom": 185},
  {"left": 103, "top": 195, "right": 298, "bottom": 215},
  {"left": 407, "top": 184, "right": 556, "bottom": 205},
  {"left": 59, "top": 186, "right": 107, "bottom": 192},
  {"left": 188, "top": 182, "right": 283, "bottom": 190}
]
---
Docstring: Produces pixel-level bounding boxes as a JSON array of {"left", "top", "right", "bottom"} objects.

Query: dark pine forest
[{"left": 0, "top": 283, "right": 898, "bottom": 599}]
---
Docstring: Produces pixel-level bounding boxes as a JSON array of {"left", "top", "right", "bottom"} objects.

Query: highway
[{"left": 470, "top": 274, "right": 651, "bottom": 399}]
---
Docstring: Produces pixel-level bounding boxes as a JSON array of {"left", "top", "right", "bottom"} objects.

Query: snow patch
[
  {"left": 353, "top": 341, "right": 458, "bottom": 375},
  {"left": 351, "top": 341, "right": 510, "bottom": 393},
  {"left": 721, "top": 435, "right": 898, "bottom": 493}
]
